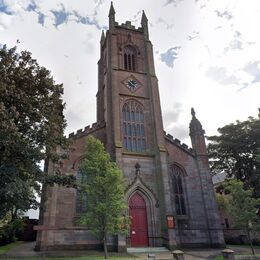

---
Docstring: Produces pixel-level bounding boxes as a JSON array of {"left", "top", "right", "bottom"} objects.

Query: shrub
[{"left": 0, "top": 219, "right": 24, "bottom": 245}]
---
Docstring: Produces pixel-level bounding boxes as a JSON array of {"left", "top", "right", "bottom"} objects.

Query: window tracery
[
  {"left": 122, "top": 100, "right": 146, "bottom": 152},
  {"left": 76, "top": 171, "right": 87, "bottom": 214},
  {"left": 171, "top": 165, "right": 186, "bottom": 215}
]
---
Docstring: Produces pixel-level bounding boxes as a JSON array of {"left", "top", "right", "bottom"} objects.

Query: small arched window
[
  {"left": 124, "top": 45, "right": 136, "bottom": 71},
  {"left": 171, "top": 165, "right": 186, "bottom": 215},
  {"left": 122, "top": 100, "right": 146, "bottom": 152},
  {"left": 76, "top": 171, "right": 87, "bottom": 214}
]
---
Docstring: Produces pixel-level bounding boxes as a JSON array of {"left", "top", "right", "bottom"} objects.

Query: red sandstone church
[{"left": 36, "top": 3, "right": 224, "bottom": 251}]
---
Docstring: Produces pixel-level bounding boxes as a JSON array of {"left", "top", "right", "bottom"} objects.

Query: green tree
[
  {"left": 0, "top": 45, "right": 75, "bottom": 221},
  {"left": 208, "top": 110, "right": 260, "bottom": 197},
  {"left": 79, "top": 136, "right": 128, "bottom": 259},
  {"left": 223, "top": 180, "right": 260, "bottom": 255}
]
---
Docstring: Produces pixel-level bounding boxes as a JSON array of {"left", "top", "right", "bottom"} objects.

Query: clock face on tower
[
  {"left": 127, "top": 79, "right": 137, "bottom": 91},
  {"left": 123, "top": 75, "right": 141, "bottom": 93}
]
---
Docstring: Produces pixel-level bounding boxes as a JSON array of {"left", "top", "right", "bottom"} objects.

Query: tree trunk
[
  {"left": 11, "top": 208, "right": 17, "bottom": 222},
  {"left": 247, "top": 228, "right": 255, "bottom": 255},
  {"left": 103, "top": 233, "right": 108, "bottom": 259}
]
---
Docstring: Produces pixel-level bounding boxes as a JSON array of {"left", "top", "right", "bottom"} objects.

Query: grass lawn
[
  {"left": 215, "top": 253, "right": 260, "bottom": 260},
  {"left": 46, "top": 257, "right": 136, "bottom": 259},
  {"left": 0, "top": 241, "right": 24, "bottom": 255},
  {"left": 1, "top": 257, "right": 136, "bottom": 260}
]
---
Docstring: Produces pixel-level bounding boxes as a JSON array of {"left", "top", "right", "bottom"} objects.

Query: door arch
[{"left": 129, "top": 192, "right": 148, "bottom": 247}]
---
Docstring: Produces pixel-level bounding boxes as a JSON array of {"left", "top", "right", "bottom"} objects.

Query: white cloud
[
  {"left": 244, "top": 61, "right": 260, "bottom": 84},
  {"left": 156, "top": 17, "right": 174, "bottom": 29},
  {"left": 215, "top": 10, "right": 233, "bottom": 20},
  {"left": 160, "top": 46, "right": 181, "bottom": 68},
  {"left": 0, "top": 12, "right": 12, "bottom": 29},
  {"left": 206, "top": 66, "right": 240, "bottom": 86},
  {"left": 164, "top": 0, "right": 183, "bottom": 6},
  {"left": 0, "top": 0, "right": 259, "bottom": 143},
  {"left": 0, "top": 0, "right": 24, "bottom": 14}
]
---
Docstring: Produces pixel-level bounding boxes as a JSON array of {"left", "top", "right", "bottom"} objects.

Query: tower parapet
[{"left": 107, "top": 3, "right": 150, "bottom": 36}]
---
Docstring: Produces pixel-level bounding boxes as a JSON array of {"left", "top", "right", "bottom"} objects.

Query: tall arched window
[
  {"left": 124, "top": 45, "right": 136, "bottom": 71},
  {"left": 171, "top": 165, "right": 186, "bottom": 215},
  {"left": 76, "top": 171, "right": 87, "bottom": 214},
  {"left": 122, "top": 100, "right": 146, "bottom": 152}
]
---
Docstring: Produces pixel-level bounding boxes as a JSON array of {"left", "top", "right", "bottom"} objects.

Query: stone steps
[{"left": 127, "top": 247, "right": 170, "bottom": 253}]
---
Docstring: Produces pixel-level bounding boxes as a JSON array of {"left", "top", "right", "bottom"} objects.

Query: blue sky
[{"left": 0, "top": 0, "right": 259, "bottom": 144}]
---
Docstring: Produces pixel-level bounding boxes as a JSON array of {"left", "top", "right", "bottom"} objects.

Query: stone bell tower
[
  {"left": 97, "top": 3, "right": 166, "bottom": 157},
  {"left": 96, "top": 2, "right": 177, "bottom": 249}
]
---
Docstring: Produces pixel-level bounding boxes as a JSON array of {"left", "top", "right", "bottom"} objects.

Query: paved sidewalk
[
  {"left": 1, "top": 242, "right": 260, "bottom": 259},
  {"left": 130, "top": 248, "right": 223, "bottom": 259},
  {"left": 0, "top": 242, "right": 220, "bottom": 259},
  {"left": 0, "top": 242, "right": 39, "bottom": 258}
]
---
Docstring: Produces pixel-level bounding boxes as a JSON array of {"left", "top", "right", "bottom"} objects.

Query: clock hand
[
  {"left": 130, "top": 81, "right": 135, "bottom": 88},
  {"left": 129, "top": 80, "right": 136, "bottom": 88}
]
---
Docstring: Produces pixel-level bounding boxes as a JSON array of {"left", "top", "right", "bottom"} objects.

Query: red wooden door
[{"left": 129, "top": 193, "right": 148, "bottom": 247}]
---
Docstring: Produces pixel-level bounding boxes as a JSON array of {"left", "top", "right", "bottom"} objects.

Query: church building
[{"left": 36, "top": 3, "right": 225, "bottom": 251}]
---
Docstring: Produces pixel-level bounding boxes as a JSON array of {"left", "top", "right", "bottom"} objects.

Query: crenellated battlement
[
  {"left": 117, "top": 21, "right": 143, "bottom": 32},
  {"left": 67, "top": 120, "right": 106, "bottom": 139},
  {"left": 108, "top": 1, "right": 147, "bottom": 35},
  {"left": 164, "top": 132, "right": 194, "bottom": 155}
]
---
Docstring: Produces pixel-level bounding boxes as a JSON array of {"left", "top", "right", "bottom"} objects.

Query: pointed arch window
[
  {"left": 122, "top": 100, "right": 146, "bottom": 152},
  {"left": 124, "top": 45, "right": 136, "bottom": 71},
  {"left": 76, "top": 171, "right": 87, "bottom": 214},
  {"left": 171, "top": 165, "right": 186, "bottom": 215}
]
